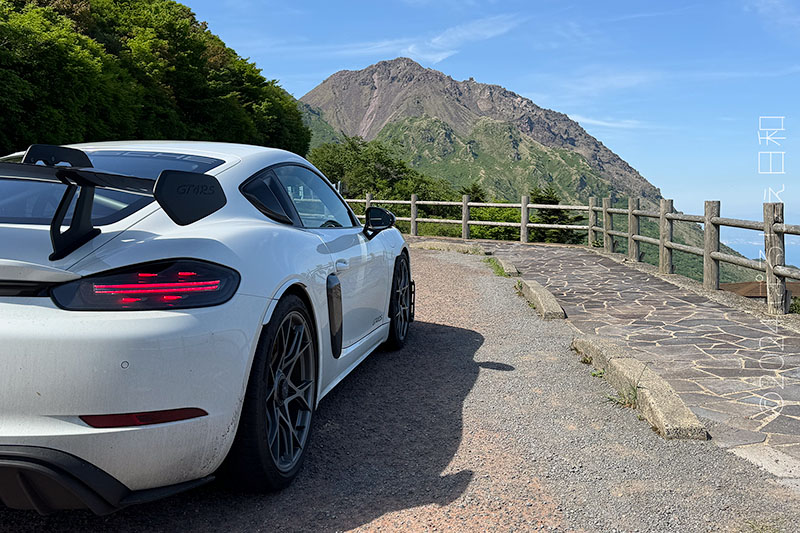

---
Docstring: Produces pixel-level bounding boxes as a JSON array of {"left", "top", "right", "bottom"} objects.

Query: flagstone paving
[{"left": 490, "top": 243, "right": 800, "bottom": 470}]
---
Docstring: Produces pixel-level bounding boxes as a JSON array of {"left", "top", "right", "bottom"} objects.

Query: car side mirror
[{"left": 363, "top": 206, "right": 395, "bottom": 239}]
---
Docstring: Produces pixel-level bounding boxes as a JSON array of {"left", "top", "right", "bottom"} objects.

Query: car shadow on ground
[{"left": 1, "top": 321, "right": 485, "bottom": 532}]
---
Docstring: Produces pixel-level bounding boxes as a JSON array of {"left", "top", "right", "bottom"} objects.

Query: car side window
[
  {"left": 272, "top": 165, "right": 354, "bottom": 228},
  {"left": 240, "top": 170, "right": 294, "bottom": 224}
]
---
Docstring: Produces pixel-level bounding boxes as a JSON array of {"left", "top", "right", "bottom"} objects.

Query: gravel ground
[{"left": 2, "top": 249, "right": 799, "bottom": 532}]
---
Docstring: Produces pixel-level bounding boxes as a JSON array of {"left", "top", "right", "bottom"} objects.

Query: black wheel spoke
[
  {"left": 282, "top": 324, "right": 306, "bottom": 373},
  {"left": 268, "top": 402, "right": 281, "bottom": 458},
  {"left": 287, "top": 380, "right": 314, "bottom": 411}
]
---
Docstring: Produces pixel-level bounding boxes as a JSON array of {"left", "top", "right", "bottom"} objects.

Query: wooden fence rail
[{"left": 345, "top": 194, "right": 799, "bottom": 315}]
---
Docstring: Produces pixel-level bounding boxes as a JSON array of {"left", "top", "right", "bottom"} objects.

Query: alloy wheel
[
  {"left": 394, "top": 258, "right": 412, "bottom": 340},
  {"left": 265, "top": 310, "right": 315, "bottom": 472}
]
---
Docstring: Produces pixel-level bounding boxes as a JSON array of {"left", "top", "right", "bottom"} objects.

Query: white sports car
[{"left": 0, "top": 141, "right": 414, "bottom": 514}]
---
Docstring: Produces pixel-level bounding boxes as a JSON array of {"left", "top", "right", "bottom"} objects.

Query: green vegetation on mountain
[
  {"left": 301, "top": 103, "right": 343, "bottom": 150},
  {"left": 377, "top": 115, "right": 612, "bottom": 204},
  {"left": 0, "top": 0, "right": 310, "bottom": 155}
]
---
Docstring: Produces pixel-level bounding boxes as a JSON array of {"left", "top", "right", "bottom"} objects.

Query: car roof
[
  {"left": 65, "top": 140, "right": 299, "bottom": 166},
  {"left": 3, "top": 141, "right": 317, "bottom": 187}
]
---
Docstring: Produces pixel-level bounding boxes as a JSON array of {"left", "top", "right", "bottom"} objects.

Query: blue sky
[{"left": 187, "top": 0, "right": 800, "bottom": 261}]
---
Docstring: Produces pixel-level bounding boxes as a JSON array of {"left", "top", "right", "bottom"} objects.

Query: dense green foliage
[
  {"left": 0, "top": 0, "right": 310, "bottom": 154},
  {"left": 464, "top": 182, "right": 519, "bottom": 241},
  {"left": 309, "top": 136, "right": 454, "bottom": 201},
  {"left": 309, "top": 138, "right": 586, "bottom": 244}
]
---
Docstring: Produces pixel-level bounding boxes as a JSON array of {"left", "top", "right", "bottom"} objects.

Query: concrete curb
[
  {"left": 518, "top": 279, "right": 566, "bottom": 320},
  {"left": 497, "top": 257, "right": 520, "bottom": 276},
  {"left": 407, "top": 239, "right": 488, "bottom": 255},
  {"left": 571, "top": 335, "right": 708, "bottom": 440}
]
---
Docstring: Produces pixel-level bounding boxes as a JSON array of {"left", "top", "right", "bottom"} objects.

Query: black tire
[
  {"left": 385, "top": 253, "right": 412, "bottom": 350},
  {"left": 221, "top": 294, "right": 316, "bottom": 491}
]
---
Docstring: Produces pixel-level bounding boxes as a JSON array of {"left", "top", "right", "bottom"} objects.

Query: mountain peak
[
  {"left": 301, "top": 60, "right": 661, "bottom": 201},
  {"left": 375, "top": 57, "right": 425, "bottom": 69}
]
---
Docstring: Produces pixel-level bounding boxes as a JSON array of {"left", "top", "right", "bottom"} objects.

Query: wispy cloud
[
  {"left": 523, "top": 67, "right": 663, "bottom": 107},
  {"left": 745, "top": 0, "right": 800, "bottom": 35},
  {"left": 400, "top": 0, "right": 499, "bottom": 7},
  {"left": 568, "top": 114, "right": 650, "bottom": 129},
  {"left": 551, "top": 21, "right": 597, "bottom": 47},
  {"left": 745, "top": 0, "right": 800, "bottom": 23},
  {"left": 684, "top": 64, "right": 800, "bottom": 80},
  {"left": 405, "top": 14, "right": 523, "bottom": 63},
  {"left": 526, "top": 62, "right": 800, "bottom": 108},
  {"left": 573, "top": 70, "right": 663, "bottom": 92},
  {"left": 219, "top": 0, "right": 308, "bottom": 17},
  {"left": 603, "top": 4, "right": 700, "bottom": 23},
  {"left": 253, "top": 14, "right": 522, "bottom": 65}
]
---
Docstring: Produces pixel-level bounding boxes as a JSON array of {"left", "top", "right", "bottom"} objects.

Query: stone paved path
[{"left": 491, "top": 243, "right": 800, "bottom": 480}]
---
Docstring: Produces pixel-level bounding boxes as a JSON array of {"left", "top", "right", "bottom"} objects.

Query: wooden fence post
[
  {"left": 520, "top": 195, "right": 529, "bottom": 243},
  {"left": 365, "top": 193, "right": 372, "bottom": 210},
  {"left": 588, "top": 197, "right": 597, "bottom": 246},
  {"left": 461, "top": 194, "right": 470, "bottom": 240},
  {"left": 764, "top": 202, "right": 787, "bottom": 314},
  {"left": 602, "top": 198, "right": 613, "bottom": 252},
  {"left": 659, "top": 199, "right": 674, "bottom": 274},
  {"left": 628, "top": 197, "right": 639, "bottom": 261},
  {"left": 703, "top": 200, "right": 720, "bottom": 290},
  {"left": 410, "top": 194, "right": 418, "bottom": 236}
]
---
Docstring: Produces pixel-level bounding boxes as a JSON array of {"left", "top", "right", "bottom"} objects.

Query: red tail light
[{"left": 50, "top": 260, "right": 240, "bottom": 310}]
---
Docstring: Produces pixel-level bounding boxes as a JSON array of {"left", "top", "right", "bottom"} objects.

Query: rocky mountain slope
[
  {"left": 301, "top": 57, "right": 660, "bottom": 203},
  {"left": 300, "top": 58, "right": 754, "bottom": 282}
]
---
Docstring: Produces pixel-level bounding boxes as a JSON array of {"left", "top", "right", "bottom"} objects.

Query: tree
[
  {"left": 458, "top": 181, "right": 486, "bottom": 202},
  {"left": 0, "top": 2, "right": 137, "bottom": 152},
  {"left": 470, "top": 204, "right": 519, "bottom": 241},
  {"left": 0, "top": 0, "right": 310, "bottom": 155},
  {"left": 308, "top": 136, "right": 453, "bottom": 201},
  {"left": 529, "top": 186, "right": 583, "bottom": 244}
]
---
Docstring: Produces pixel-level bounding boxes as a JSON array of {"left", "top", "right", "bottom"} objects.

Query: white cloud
[
  {"left": 257, "top": 14, "right": 522, "bottom": 65},
  {"left": 569, "top": 114, "right": 649, "bottom": 129},
  {"left": 525, "top": 62, "right": 800, "bottom": 109},
  {"left": 574, "top": 70, "right": 663, "bottom": 91},
  {"left": 745, "top": 0, "right": 800, "bottom": 34},
  {"left": 746, "top": 0, "right": 800, "bottom": 22},
  {"left": 429, "top": 14, "right": 520, "bottom": 49},
  {"left": 400, "top": 0, "right": 498, "bottom": 7},
  {"left": 402, "top": 14, "right": 522, "bottom": 63},
  {"left": 523, "top": 67, "right": 663, "bottom": 107},
  {"left": 684, "top": 64, "right": 800, "bottom": 80},
  {"left": 603, "top": 4, "right": 700, "bottom": 23},
  {"left": 401, "top": 44, "right": 457, "bottom": 64}
]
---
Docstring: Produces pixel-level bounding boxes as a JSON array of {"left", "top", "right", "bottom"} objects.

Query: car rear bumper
[
  {"left": 0, "top": 445, "right": 211, "bottom": 515},
  {"left": 0, "top": 293, "right": 269, "bottom": 493}
]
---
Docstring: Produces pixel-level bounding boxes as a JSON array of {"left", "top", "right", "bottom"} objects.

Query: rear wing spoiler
[{"left": 0, "top": 144, "right": 226, "bottom": 261}]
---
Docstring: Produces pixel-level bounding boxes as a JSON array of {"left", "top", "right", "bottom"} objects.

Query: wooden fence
[{"left": 346, "top": 193, "right": 800, "bottom": 315}]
